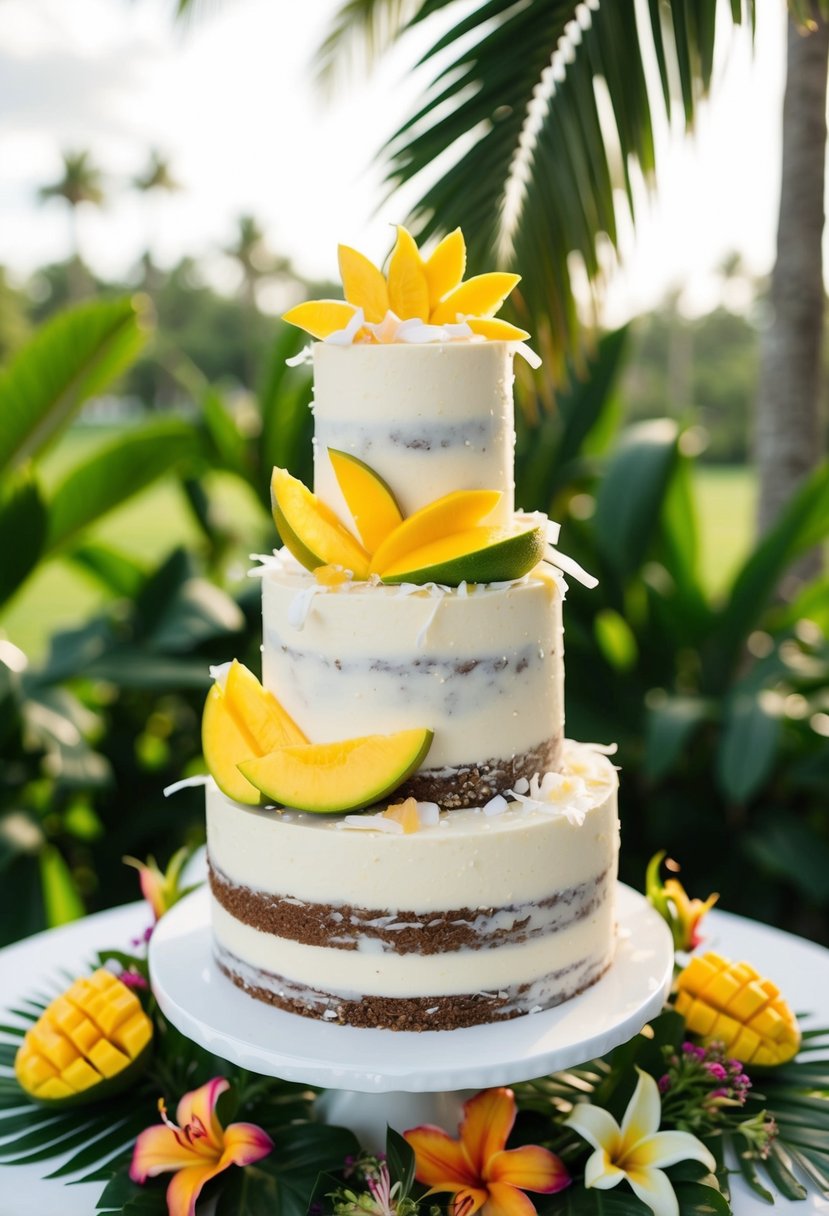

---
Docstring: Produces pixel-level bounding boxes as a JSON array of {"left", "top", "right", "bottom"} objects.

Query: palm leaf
[{"left": 318, "top": 0, "right": 755, "bottom": 367}]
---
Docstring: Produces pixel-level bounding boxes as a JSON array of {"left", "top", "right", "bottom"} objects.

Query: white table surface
[{"left": 1, "top": 900, "right": 828, "bottom": 1215}]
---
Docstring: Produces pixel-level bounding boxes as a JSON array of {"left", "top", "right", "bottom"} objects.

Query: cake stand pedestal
[{"left": 149, "top": 883, "right": 673, "bottom": 1151}]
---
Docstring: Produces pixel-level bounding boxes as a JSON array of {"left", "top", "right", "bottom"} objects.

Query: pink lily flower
[{"left": 130, "top": 1077, "right": 273, "bottom": 1216}]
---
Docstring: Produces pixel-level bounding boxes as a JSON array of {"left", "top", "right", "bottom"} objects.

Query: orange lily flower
[
  {"left": 130, "top": 1077, "right": 273, "bottom": 1216},
  {"left": 404, "top": 1087, "right": 569, "bottom": 1216}
]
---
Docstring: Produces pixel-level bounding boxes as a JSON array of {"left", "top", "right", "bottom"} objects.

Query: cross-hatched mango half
[
  {"left": 675, "top": 951, "right": 800, "bottom": 1066},
  {"left": 15, "top": 968, "right": 153, "bottom": 1107}
]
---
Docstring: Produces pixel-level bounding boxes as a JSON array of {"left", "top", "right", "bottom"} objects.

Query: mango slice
[
  {"left": 424, "top": 228, "right": 466, "bottom": 309},
  {"left": 15, "top": 969, "right": 152, "bottom": 1108},
  {"left": 378, "top": 523, "right": 546, "bottom": 587},
  {"left": 328, "top": 449, "right": 403, "bottom": 553},
  {"left": 281, "top": 299, "right": 359, "bottom": 340},
  {"left": 338, "top": 245, "right": 389, "bottom": 323},
  {"left": 387, "top": 226, "right": 430, "bottom": 322},
  {"left": 271, "top": 467, "right": 371, "bottom": 578},
  {"left": 384, "top": 797, "right": 421, "bottom": 833},
  {"left": 239, "top": 728, "right": 434, "bottom": 814},
  {"left": 369, "top": 489, "right": 502, "bottom": 575},
  {"left": 675, "top": 950, "right": 801, "bottom": 1066},
  {"left": 466, "top": 317, "right": 530, "bottom": 342},
  {"left": 430, "top": 272, "right": 521, "bottom": 325},
  {"left": 202, "top": 660, "right": 306, "bottom": 805}
]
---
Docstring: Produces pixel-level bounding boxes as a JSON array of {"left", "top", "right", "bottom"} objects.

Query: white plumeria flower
[{"left": 566, "top": 1068, "right": 717, "bottom": 1216}]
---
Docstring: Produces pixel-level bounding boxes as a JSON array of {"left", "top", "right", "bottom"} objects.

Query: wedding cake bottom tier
[{"left": 205, "top": 741, "right": 619, "bottom": 1031}]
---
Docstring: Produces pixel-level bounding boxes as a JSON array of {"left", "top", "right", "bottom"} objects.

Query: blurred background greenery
[{"left": 0, "top": 0, "right": 827, "bottom": 948}]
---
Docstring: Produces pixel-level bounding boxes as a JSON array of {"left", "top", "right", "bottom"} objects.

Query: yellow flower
[
  {"left": 646, "top": 851, "right": 718, "bottom": 951},
  {"left": 404, "top": 1086, "right": 569, "bottom": 1215},
  {"left": 566, "top": 1069, "right": 716, "bottom": 1216},
  {"left": 130, "top": 1077, "right": 273, "bottom": 1216},
  {"left": 124, "top": 847, "right": 195, "bottom": 923}
]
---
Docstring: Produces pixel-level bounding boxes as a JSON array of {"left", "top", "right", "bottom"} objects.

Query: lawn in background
[{"left": 2, "top": 427, "right": 757, "bottom": 661}]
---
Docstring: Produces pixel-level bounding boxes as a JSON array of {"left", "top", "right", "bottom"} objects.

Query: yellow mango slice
[
  {"left": 239, "top": 729, "right": 434, "bottom": 814},
  {"left": 282, "top": 299, "right": 358, "bottom": 339},
  {"left": 386, "top": 226, "right": 430, "bottom": 321},
  {"left": 369, "top": 489, "right": 502, "bottom": 575},
  {"left": 328, "top": 449, "right": 403, "bottom": 553},
  {"left": 424, "top": 228, "right": 466, "bottom": 309},
  {"left": 466, "top": 317, "right": 530, "bottom": 342},
  {"left": 202, "top": 660, "right": 307, "bottom": 806},
  {"left": 430, "top": 272, "right": 521, "bottom": 325},
  {"left": 271, "top": 467, "right": 371, "bottom": 578},
  {"left": 15, "top": 969, "right": 153, "bottom": 1108},
  {"left": 384, "top": 797, "right": 421, "bottom": 833},
  {"left": 675, "top": 950, "right": 800, "bottom": 1066},
  {"left": 314, "top": 564, "right": 350, "bottom": 587},
  {"left": 339, "top": 245, "right": 389, "bottom": 323},
  {"left": 377, "top": 523, "right": 546, "bottom": 587}
]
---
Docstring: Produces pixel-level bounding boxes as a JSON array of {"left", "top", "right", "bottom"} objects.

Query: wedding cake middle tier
[{"left": 259, "top": 557, "right": 565, "bottom": 809}]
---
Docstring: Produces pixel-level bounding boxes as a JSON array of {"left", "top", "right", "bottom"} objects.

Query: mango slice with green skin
[
  {"left": 281, "top": 299, "right": 358, "bottom": 339},
  {"left": 387, "top": 226, "right": 430, "bottom": 322},
  {"left": 328, "top": 449, "right": 403, "bottom": 553},
  {"left": 378, "top": 523, "right": 546, "bottom": 587},
  {"left": 338, "top": 245, "right": 389, "bottom": 323},
  {"left": 675, "top": 950, "right": 801, "bottom": 1066},
  {"left": 271, "top": 467, "right": 371, "bottom": 578},
  {"left": 430, "top": 272, "right": 521, "bottom": 325},
  {"left": 239, "top": 728, "right": 434, "bottom": 814},
  {"left": 15, "top": 969, "right": 153, "bottom": 1108},
  {"left": 369, "top": 489, "right": 502, "bottom": 575},
  {"left": 202, "top": 660, "right": 307, "bottom": 806},
  {"left": 424, "top": 229, "right": 466, "bottom": 309}
]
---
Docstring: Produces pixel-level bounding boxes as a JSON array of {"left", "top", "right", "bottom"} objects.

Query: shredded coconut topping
[{"left": 163, "top": 775, "right": 211, "bottom": 798}]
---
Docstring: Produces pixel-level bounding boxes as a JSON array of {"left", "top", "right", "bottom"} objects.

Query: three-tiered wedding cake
[{"left": 203, "top": 229, "right": 619, "bottom": 1030}]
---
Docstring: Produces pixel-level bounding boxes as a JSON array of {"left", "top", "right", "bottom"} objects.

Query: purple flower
[
  {"left": 119, "top": 970, "right": 148, "bottom": 990},
  {"left": 658, "top": 1074, "right": 672, "bottom": 1094},
  {"left": 682, "top": 1042, "right": 706, "bottom": 1059},
  {"left": 705, "top": 1062, "right": 728, "bottom": 1081}
]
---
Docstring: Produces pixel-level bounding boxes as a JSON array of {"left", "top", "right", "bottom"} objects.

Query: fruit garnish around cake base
[
  {"left": 238, "top": 728, "right": 434, "bottom": 814},
  {"left": 202, "top": 660, "right": 306, "bottom": 806},
  {"left": 271, "top": 466, "right": 370, "bottom": 578},
  {"left": 377, "top": 521, "right": 547, "bottom": 586},
  {"left": 327, "top": 448, "right": 403, "bottom": 552},
  {"left": 15, "top": 969, "right": 153, "bottom": 1107}
]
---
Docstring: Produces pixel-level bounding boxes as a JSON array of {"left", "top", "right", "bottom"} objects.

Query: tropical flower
[
  {"left": 404, "top": 1086, "right": 569, "bottom": 1215},
  {"left": 646, "top": 851, "right": 718, "bottom": 952},
  {"left": 130, "top": 1076, "right": 273, "bottom": 1216},
  {"left": 124, "top": 846, "right": 196, "bottom": 923},
  {"left": 566, "top": 1068, "right": 716, "bottom": 1216}
]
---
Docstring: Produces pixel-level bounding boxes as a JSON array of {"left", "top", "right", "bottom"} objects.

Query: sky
[{"left": 0, "top": 0, "right": 792, "bottom": 322}]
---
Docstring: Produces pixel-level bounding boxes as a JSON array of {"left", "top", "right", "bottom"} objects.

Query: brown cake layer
[
  {"left": 215, "top": 944, "right": 613, "bottom": 1031},
  {"left": 398, "top": 736, "right": 562, "bottom": 809},
  {"left": 209, "top": 862, "right": 609, "bottom": 955}
]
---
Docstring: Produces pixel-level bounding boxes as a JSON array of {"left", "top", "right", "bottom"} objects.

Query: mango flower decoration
[
  {"left": 646, "top": 851, "right": 718, "bottom": 952},
  {"left": 283, "top": 226, "right": 530, "bottom": 347},
  {"left": 566, "top": 1069, "right": 717, "bottom": 1216},
  {"left": 130, "top": 1076, "right": 273, "bottom": 1216},
  {"left": 404, "top": 1086, "right": 569, "bottom": 1215},
  {"left": 124, "top": 846, "right": 197, "bottom": 923}
]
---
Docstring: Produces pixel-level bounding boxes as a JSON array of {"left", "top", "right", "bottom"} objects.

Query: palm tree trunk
[{"left": 756, "top": 10, "right": 828, "bottom": 580}]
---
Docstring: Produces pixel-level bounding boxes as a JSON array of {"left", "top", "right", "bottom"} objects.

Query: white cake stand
[{"left": 149, "top": 883, "right": 673, "bottom": 1149}]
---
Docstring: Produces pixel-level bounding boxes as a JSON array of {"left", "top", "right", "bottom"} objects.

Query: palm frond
[{"left": 320, "top": 0, "right": 755, "bottom": 369}]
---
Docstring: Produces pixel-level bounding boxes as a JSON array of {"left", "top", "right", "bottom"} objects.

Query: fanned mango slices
[
  {"left": 282, "top": 225, "right": 524, "bottom": 342},
  {"left": 387, "top": 226, "right": 430, "bottom": 322},
  {"left": 424, "top": 228, "right": 466, "bottom": 309},
  {"left": 202, "top": 660, "right": 307, "bottom": 805},
  {"left": 15, "top": 969, "right": 153, "bottom": 1107},
  {"left": 339, "top": 245, "right": 389, "bottom": 323},
  {"left": 377, "top": 522, "right": 546, "bottom": 587},
  {"left": 675, "top": 951, "right": 801, "bottom": 1066}
]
